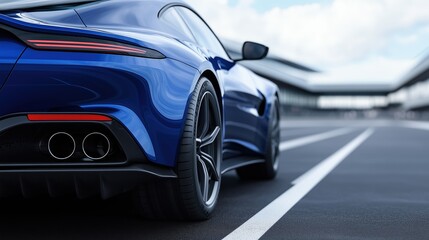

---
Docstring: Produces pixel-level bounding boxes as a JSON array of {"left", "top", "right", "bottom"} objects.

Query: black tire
[
  {"left": 134, "top": 78, "right": 222, "bottom": 220},
  {"left": 236, "top": 97, "right": 280, "bottom": 180}
]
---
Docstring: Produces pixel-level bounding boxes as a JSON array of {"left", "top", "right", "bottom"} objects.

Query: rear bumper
[
  {"left": 0, "top": 44, "right": 198, "bottom": 199},
  {"left": 0, "top": 114, "right": 177, "bottom": 199}
]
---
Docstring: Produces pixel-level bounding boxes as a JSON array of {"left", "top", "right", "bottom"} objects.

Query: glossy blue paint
[
  {"left": 1, "top": 48, "right": 196, "bottom": 166},
  {"left": 0, "top": 30, "right": 26, "bottom": 89},
  {"left": 0, "top": 0, "right": 279, "bottom": 168}
]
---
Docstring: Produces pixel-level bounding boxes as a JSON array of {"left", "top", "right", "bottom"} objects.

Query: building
[{"left": 223, "top": 40, "right": 391, "bottom": 112}]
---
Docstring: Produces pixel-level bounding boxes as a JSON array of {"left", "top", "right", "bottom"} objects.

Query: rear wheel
[
  {"left": 134, "top": 78, "right": 222, "bottom": 220},
  {"left": 236, "top": 97, "right": 280, "bottom": 180}
]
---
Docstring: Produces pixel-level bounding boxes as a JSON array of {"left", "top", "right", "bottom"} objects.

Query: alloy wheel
[{"left": 195, "top": 91, "right": 221, "bottom": 206}]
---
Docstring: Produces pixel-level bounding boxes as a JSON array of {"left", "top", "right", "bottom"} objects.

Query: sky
[{"left": 185, "top": 0, "right": 429, "bottom": 86}]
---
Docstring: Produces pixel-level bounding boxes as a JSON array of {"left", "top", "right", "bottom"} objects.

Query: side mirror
[{"left": 238, "top": 41, "right": 269, "bottom": 61}]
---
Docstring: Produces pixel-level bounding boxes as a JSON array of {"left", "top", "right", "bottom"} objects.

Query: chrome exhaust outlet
[
  {"left": 82, "top": 132, "right": 111, "bottom": 160},
  {"left": 48, "top": 132, "right": 76, "bottom": 160}
]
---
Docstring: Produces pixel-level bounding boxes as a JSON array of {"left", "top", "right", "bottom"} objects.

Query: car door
[{"left": 172, "top": 6, "right": 266, "bottom": 158}]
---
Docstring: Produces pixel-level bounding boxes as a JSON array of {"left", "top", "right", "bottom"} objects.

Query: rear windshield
[{"left": 0, "top": 0, "right": 99, "bottom": 11}]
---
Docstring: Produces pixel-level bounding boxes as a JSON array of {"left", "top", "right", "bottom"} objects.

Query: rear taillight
[
  {"left": 27, "top": 39, "right": 149, "bottom": 55},
  {"left": 0, "top": 24, "right": 165, "bottom": 59}
]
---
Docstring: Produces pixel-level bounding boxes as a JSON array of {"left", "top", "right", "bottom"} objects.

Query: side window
[
  {"left": 160, "top": 7, "right": 195, "bottom": 42},
  {"left": 177, "top": 7, "right": 229, "bottom": 59}
]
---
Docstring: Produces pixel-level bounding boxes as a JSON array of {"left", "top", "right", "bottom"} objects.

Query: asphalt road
[{"left": 0, "top": 119, "right": 429, "bottom": 240}]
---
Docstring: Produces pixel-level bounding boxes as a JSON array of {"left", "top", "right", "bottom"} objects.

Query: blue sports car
[{"left": 0, "top": 0, "right": 280, "bottom": 220}]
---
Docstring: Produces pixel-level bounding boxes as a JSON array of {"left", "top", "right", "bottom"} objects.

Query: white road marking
[
  {"left": 400, "top": 121, "right": 429, "bottom": 131},
  {"left": 280, "top": 128, "right": 354, "bottom": 151},
  {"left": 281, "top": 120, "right": 394, "bottom": 128},
  {"left": 223, "top": 128, "right": 374, "bottom": 240}
]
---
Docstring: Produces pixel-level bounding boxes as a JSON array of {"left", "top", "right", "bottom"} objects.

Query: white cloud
[
  {"left": 186, "top": 0, "right": 429, "bottom": 84},
  {"left": 395, "top": 34, "right": 418, "bottom": 45}
]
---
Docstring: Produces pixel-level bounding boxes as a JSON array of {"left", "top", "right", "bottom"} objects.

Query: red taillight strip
[
  {"left": 27, "top": 114, "right": 112, "bottom": 122},
  {"left": 32, "top": 43, "right": 148, "bottom": 55},
  {"left": 27, "top": 40, "right": 147, "bottom": 54}
]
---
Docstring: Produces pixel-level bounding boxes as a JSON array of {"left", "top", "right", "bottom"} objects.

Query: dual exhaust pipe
[{"left": 47, "top": 132, "right": 111, "bottom": 161}]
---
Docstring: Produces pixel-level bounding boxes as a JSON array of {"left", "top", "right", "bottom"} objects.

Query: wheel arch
[{"left": 262, "top": 85, "right": 280, "bottom": 118}]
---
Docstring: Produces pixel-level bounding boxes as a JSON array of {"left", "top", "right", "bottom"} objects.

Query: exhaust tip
[
  {"left": 82, "top": 132, "right": 111, "bottom": 160},
  {"left": 48, "top": 132, "right": 76, "bottom": 160}
]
